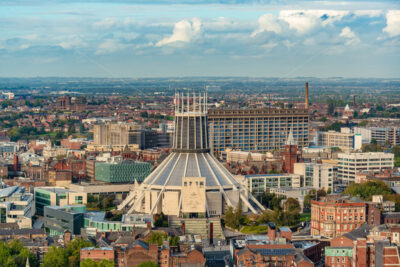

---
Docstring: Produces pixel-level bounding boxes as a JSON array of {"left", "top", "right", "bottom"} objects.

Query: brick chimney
[
  {"left": 13, "top": 154, "right": 19, "bottom": 172},
  {"left": 305, "top": 82, "right": 309, "bottom": 110},
  {"left": 267, "top": 222, "right": 276, "bottom": 241},
  {"left": 181, "top": 221, "right": 185, "bottom": 235},
  {"left": 64, "top": 230, "right": 71, "bottom": 246},
  {"left": 209, "top": 222, "right": 213, "bottom": 245}
]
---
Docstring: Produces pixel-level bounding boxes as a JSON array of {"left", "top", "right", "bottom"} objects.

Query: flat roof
[
  {"left": 81, "top": 247, "right": 113, "bottom": 251},
  {"left": 36, "top": 187, "right": 70, "bottom": 194}
]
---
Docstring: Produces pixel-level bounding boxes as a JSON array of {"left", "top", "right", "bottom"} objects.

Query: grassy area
[
  {"left": 300, "top": 212, "right": 311, "bottom": 222},
  {"left": 240, "top": 225, "right": 268, "bottom": 234}
]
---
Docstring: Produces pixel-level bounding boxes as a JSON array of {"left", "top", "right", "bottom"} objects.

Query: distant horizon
[{"left": 0, "top": 76, "right": 399, "bottom": 80}]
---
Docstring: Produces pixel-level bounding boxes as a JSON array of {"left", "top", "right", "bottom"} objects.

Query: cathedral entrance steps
[{"left": 168, "top": 216, "right": 225, "bottom": 240}]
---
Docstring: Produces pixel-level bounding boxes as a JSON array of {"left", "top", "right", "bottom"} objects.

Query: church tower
[{"left": 283, "top": 129, "right": 298, "bottom": 174}]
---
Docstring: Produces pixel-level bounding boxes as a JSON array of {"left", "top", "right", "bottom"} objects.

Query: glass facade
[
  {"left": 247, "top": 174, "right": 303, "bottom": 196},
  {"left": 35, "top": 189, "right": 52, "bottom": 216}
]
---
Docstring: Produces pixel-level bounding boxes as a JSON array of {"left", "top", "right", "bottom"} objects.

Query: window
[{"left": 75, "top": 196, "right": 83, "bottom": 204}]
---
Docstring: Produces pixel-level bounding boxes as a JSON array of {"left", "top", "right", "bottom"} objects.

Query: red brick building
[
  {"left": 325, "top": 224, "right": 400, "bottom": 267},
  {"left": 311, "top": 196, "right": 367, "bottom": 238},
  {"left": 80, "top": 247, "right": 115, "bottom": 263},
  {"left": 115, "top": 240, "right": 158, "bottom": 267},
  {"left": 235, "top": 244, "right": 313, "bottom": 267}
]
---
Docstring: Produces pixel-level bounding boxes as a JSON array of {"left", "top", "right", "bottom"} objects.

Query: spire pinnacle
[{"left": 286, "top": 129, "right": 297, "bottom": 146}]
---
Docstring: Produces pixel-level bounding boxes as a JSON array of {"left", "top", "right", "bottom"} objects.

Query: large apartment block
[
  {"left": 337, "top": 152, "right": 394, "bottom": 185},
  {"left": 208, "top": 108, "right": 309, "bottom": 152}
]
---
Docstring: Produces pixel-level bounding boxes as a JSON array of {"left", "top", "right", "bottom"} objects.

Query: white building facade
[{"left": 337, "top": 152, "right": 394, "bottom": 185}]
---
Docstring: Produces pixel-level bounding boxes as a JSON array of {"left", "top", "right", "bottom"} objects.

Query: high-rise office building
[
  {"left": 316, "top": 130, "right": 362, "bottom": 152},
  {"left": 93, "top": 122, "right": 158, "bottom": 149},
  {"left": 293, "top": 162, "right": 336, "bottom": 191},
  {"left": 353, "top": 126, "right": 400, "bottom": 146},
  {"left": 93, "top": 122, "right": 141, "bottom": 146},
  {"left": 337, "top": 152, "right": 394, "bottom": 185},
  {"left": 208, "top": 108, "right": 309, "bottom": 152}
]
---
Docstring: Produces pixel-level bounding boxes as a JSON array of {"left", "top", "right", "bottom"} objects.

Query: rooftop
[
  {"left": 36, "top": 187, "right": 70, "bottom": 194},
  {"left": 144, "top": 152, "right": 239, "bottom": 187},
  {"left": 81, "top": 247, "right": 113, "bottom": 251},
  {"left": 0, "top": 186, "right": 22, "bottom": 198}
]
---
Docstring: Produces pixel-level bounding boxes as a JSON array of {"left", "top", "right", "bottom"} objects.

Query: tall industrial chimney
[
  {"left": 13, "top": 154, "right": 19, "bottom": 172},
  {"left": 305, "top": 82, "right": 309, "bottom": 109}
]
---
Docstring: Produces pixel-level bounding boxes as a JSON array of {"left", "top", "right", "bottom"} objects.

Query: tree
[
  {"left": 258, "top": 209, "right": 300, "bottom": 227},
  {"left": 169, "top": 236, "right": 180, "bottom": 246},
  {"left": 148, "top": 232, "right": 167, "bottom": 246},
  {"left": 42, "top": 247, "right": 67, "bottom": 267},
  {"left": 80, "top": 259, "right": 115, "bottom": 267},
  {"left": 234, "top": 201, "right": 244, "bottom": 227},
  {"left": 0, "top": 240, "right": 38, "bottom": 267},
  {"left": 392, "top": 146, "right": 400, "bottom": 157},
  {"left": 258, "top": 193, "right": 284, "bottom": 210},
  {"left": 283, "top": 198, "right": 301, "bottom": 213},
  {"left": 224, "top": 206, "right": 236, "bottom": 229},
  {"left": 344, "top": 181, "right": 391, "bottom": 201},
  {"left": 42, "top": 238, "right": 92, "bottom": 267},
  {"left": 137, "top": 261, "right": 157, "bottom": 267},
  {"left": 322, "top": 121, "right": 343, "bottom": 132},
  {"left": 358, "top": 120, "right": 368, "bottom": 127},
  {"left": 304, "top": 189, "right": 326, "bottom": 208}
]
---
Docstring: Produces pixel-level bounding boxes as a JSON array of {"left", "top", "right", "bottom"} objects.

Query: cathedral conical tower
[{"left": 118, "top": 90, "right": 264, "bottom": 217}]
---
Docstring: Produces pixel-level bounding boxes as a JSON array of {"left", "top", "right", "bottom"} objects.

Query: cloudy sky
[{"left": 1, "top": 0, "right": 399, "bottom": 78}]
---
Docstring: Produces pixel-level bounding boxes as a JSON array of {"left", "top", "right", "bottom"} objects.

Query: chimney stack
[
  {"left": 13, "top": 154, "right": 19, "bottom": 172},
  {"left": 305, "top": 82, "right": 309, "bottom": 110},
  {"left": 209, "top": 222, "right": 213, "bottom": 245}
]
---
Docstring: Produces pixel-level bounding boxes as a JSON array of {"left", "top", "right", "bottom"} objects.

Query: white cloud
[
  {"left": 156, "top": 18, "right": 201, "bottom": 47},
  {"left": 59, "top": 35, "right": 87, "bottom": 49},
  {"left": 354, "top": 10, "right": 382, "bottom": 18},
  {"left": 93, "top": 18, "right": 135, "bottom": 29},
  {"left": 383, "top": 10, "right": 400, "bottom": 37},
  {"left": 93, "top": 18, "right": 120, "bottom": 29},
  {"left": 251, "top": 14, "right": 281, "bottom": 37},
  {"left": 20, "top": 44, "right": 30, "bottom": 49},
  {"left": 283, "top": 40, "right": 295, "bottom": 48},
  {"left": 95, "top": 39, "right": 127, "bottom": 55},
  {"left": 339, "top": 26, "right": 360, "bottom": 46},
  {"left": 279, "top": 10, "right": 349, "bottom": 34},
  {"left": 262, "top": 41, "right": 278, "bottom": 50}
]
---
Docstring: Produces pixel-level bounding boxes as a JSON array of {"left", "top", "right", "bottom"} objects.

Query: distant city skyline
[{"left": 0, "top": 0, "right": 399, "bottom": 78}]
